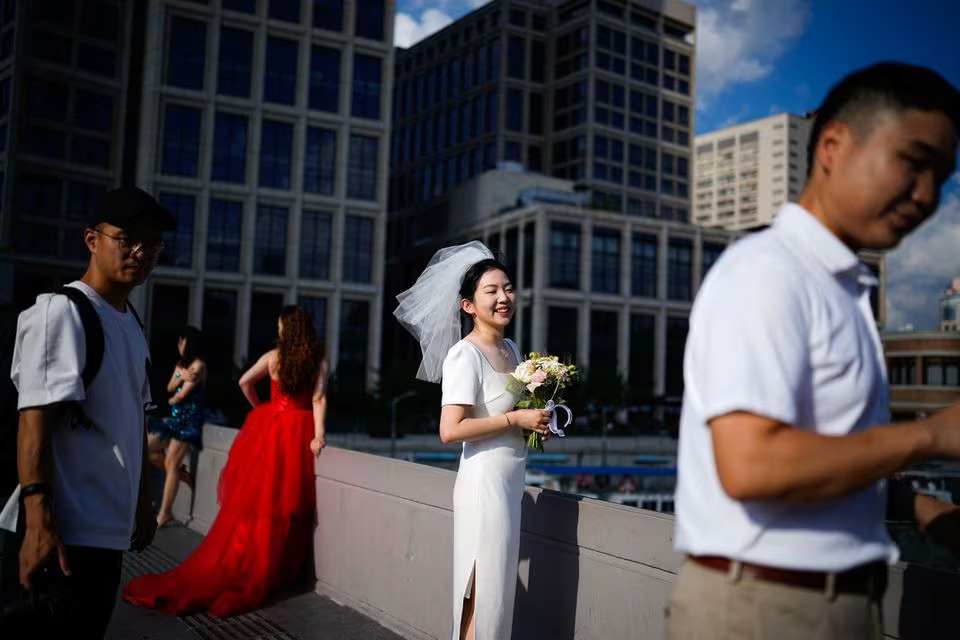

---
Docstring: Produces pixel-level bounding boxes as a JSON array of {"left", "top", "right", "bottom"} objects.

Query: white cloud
[
  {"left": 885, "top": 188, "right": 960, "bottom": 329},
  {"left": 394, "top": 8, "right": 455, "bottom": 48},
  {"left": 693, "top": 0, "right": 811, "bottom": 111}
]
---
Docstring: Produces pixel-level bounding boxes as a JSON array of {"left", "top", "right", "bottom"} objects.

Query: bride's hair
[
  {"left": 458, "top": 258, "right": 514, "bottom": 303},
  {"left": 277, "top": 305, "right": 325, "bottom": 394}
]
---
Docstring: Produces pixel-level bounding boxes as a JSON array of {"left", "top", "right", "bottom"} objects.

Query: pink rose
[{"left": 531, "top": 370, "right": 548, "bottom": 384}]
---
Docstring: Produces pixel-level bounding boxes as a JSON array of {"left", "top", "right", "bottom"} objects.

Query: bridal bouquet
[{"left": 509, "top": 354, "right": 578, "bottom": 452}]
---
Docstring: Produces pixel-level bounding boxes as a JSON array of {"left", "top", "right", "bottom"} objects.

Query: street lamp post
[{"left": 390, "top": 391, "right": 419, "bottom": 458}]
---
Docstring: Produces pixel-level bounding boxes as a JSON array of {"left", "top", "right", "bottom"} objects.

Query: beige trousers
[{"left": 666, "top": 560, "right": 885, "bottom": 640}]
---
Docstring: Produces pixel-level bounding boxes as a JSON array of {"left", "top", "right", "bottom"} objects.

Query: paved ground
[{"left": 105, "top": 523, "right": 404, "bottom": 640}]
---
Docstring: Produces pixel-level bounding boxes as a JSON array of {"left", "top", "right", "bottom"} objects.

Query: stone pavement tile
[{"left": 105, "top": 524, "right": 404, "bottom": 640}]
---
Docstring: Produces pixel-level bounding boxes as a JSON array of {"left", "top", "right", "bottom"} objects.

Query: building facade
[
  {"left": 384, "top": 0, "right": 698, "bottom": 379},
  {"left": 431, "top": 169, "right": 737, "bottom": 430},
  {"left": 0, "top": 0, "right": 395, "bottom": 397},
  {"left": 0, "top": 0, "right": 141, "bottom": 305},
  {"left": 693, "top": 112, "right": 813, "bottom": 230},
  {"left": 884, "top": 331, "right": 960, "bottom": 422}
]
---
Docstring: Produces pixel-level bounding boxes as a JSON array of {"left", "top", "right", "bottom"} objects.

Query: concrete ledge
[{"left": 171, "top": 423, "right": 954, "bottom": 640}]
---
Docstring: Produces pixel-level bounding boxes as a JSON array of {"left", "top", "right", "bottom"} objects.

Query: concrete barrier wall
[{"left": 174, "top": 423, "right": 960, "bottom": 640}]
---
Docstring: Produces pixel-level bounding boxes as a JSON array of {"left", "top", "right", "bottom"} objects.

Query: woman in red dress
[{"left": 123, "top": 305, "right": 328, "bottom": 617}]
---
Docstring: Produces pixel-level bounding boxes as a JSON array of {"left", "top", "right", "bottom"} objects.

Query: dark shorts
[{"left": 149, "top": 418, "right": 202, "bottom": 448}]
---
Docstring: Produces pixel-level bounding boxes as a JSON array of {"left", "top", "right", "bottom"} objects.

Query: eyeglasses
[{"left": 93, "top": 229, "right": 165, "bottom": 257}]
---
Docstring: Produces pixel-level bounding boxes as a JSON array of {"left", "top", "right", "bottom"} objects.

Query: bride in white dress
[{"left": 394, "top": 243, "right": 550, "bottom": 640}]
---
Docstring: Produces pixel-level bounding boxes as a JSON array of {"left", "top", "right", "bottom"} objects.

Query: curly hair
[{"left": 277, "top": 305, "right": 325, "bottom": 394}]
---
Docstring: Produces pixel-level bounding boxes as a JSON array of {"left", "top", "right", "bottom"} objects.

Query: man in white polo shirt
[
  {"left": 5, "top": 188, "right": 175, "bottom": 638},
  {"left": 670, "top": 62, "right": 960, "bottom": 639}
]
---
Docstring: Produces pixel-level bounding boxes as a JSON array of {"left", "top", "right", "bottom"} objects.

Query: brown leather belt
[{"left": 689, "top": 555, "right": 887, "bottom": 596}]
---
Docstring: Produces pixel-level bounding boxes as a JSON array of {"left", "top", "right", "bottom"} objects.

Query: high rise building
[
  {"left": 0, "top": 0, "right": 395, "bottom": 396},
  {"left": 692, "top": 112, "right": 813, "bottom": 230},
  {"left": 447, "top": 167, "right": 736, "bottom": 423},
  {"left": 384, "top": 0, "right": 698, "bottom": 379}
]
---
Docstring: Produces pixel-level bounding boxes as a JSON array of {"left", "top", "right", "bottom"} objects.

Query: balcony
[{"left": 123, "top": 424, "right": 959, "bottom": 639}]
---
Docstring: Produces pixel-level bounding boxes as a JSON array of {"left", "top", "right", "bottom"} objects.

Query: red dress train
[{"left": 123, "top": 379, "right": 316, "bottom": 617}]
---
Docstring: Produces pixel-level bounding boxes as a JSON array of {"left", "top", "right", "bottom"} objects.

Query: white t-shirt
[
  {"left": 2, "top": 281, "right": 151, "bottom": 550},
  {"left": 674, "top": 203, "right": 898, "bottom": 572}
]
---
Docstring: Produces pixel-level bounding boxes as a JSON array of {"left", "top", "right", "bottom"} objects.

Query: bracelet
[
  {"left": 504, "top": 412, "right": 512, "bottom": 428},
  {"left": 20, "top": 482, "right": 52, "bottom": 499}
]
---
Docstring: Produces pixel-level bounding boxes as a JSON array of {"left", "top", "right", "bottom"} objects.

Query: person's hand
[
  {"left": 924, "top": 404, "right": 960, "bottom": 458},
  {"left": 20, "top": 497, "right": 70, "bottom": 590},
  {"left": 509, "top": 409, "right": 551, "bottom": 435},
  {"left": 130, "top": 500, "right": 157, "bottom": 552},
  {"left": 310, "top": 436, "right": 325, "bottom": 457}
]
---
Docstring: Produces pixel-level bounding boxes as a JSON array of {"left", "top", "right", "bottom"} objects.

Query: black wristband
[{"left": 20, "top": 482, "right": 53, "bottom": 498}]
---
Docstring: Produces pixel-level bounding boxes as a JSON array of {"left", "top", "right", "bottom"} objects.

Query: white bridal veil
[{"left": 393, "top": 241, "right": 494, "bottom": 383}]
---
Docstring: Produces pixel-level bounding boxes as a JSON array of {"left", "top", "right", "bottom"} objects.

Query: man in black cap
[{"left": 3, "top": 187, "right": 175, "bottom": 637}]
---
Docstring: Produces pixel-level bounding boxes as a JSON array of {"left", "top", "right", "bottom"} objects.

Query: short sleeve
[
  {"left": 687, "top": 252, "right": 810, "bottom": 426},
  {"left": 441, "top": 341, "right": 481, "bottom": 406},
  {"left": 12, "top": 294, "right": 86, "bottom": 410}
]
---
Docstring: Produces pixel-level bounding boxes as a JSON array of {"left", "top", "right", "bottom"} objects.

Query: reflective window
[
  {"left": 258, "top": 120, "right": 293, "bottom": 189},
  {"left": 65, "top": 181, "right": 107, "bottom": 222},
  {"left": 629, "top": 314, "right": 655, "bottom": 391},
  {"left": 167, "top": 16, "right": 206, "bottom": 90},
  {"left": 351, "top": 54, "right": 381, "bottom": 119},
  {"left": 507, "top": 35, "right": 525, "bottom": 80},
  {"left": 549, "top": 222, "right": 580, "bottom": 289},
  {"left": 206, "top": 199, "right": 242, "bottom": 272},
  {"left": 666, "top": 317, "right": 688, "bottom": 395},
  {"left": 212, "top": 112, "right": 247, "bottom": 184},
  {"left": 354, "top": 0, "right": 384, "bottom": 40},
  {"left": 254, "top": 204, "right": 288, "bottom": 274},
  {"left": 631, "top": 233, "right": 657, "bottom": 297},
  {"left": 26, "top": 77, "right": 68, "bottom": 121},
  {"left": 591, "top": 227, "right": 620, "bottom": 293},
  {"left": 269, "top": 0, "right": 301, "bottom": 22},
  {"left": 223, "top": 0, "right": 256, "bottom": 12},
  {"left": 505, "top": 88, "right": 523, "bottom": 132},
  {"left": 77, "top": 43, "right": 116, "bottom": 78},
  {"left": 313, "top": 0, "right": 342, "bottom": 31},
  {"left": 202, "top": 289, "right": 238, "bottom": 371},
  {"left": 347, "top": 134, "right": 378, "bottom": 200},
  {"left": 70, "top": 135, "right": 110, "bottom": 168},
  {"left": 81, "top": 1, "right": 120, "bottom": 41},
  {"left": 338, "top": 299, "right": 369, "bottom": 386},
  {"left": 298, "top": 296, "right": 327, "bottom": 344},
  {"left": 264, "top": 37, "right": 298, "bottom": 105},
  {"left": 547, "top": 306, "right": 578, "bottom": 363},
  {"left": 162, "top": 105, "right": 201, "bottom": 176},
  {"left": 300, "top": 209, "right": 332, "bottom": 280},
  {"left": 309, "top": 46, "right": 340, "bottom": 112},
  {"left": 304, "top": 127, "right": 336, "bottom": 194},
  {"left": 157, "top": 193, "right": 195, "bottom": 268},
  {"left": 217, "top": 27, "right": 253, "bottom": 98},
  {"left": 24, "top": 125, "right": 66, "bottom": 160},
  {"left": 73, "top": 90, "right": 113, "bottom": 132},
  {"left": 590, "top": 310, "right": 618, "bottom": 371},
  {"left": 343, "top": 215, "right": 373, "bottom": 282},
  {"left": 667, "top": 238, "right": 692, "bottom": 301}
]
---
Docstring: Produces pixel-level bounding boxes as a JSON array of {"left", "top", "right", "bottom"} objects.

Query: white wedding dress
[{"left": 442, "top": 338, "right": 526, "bottom": 640}]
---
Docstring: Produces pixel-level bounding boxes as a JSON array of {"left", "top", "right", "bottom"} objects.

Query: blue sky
[{"left": 394, "top": 0, "right": 960, "bottom": 330}]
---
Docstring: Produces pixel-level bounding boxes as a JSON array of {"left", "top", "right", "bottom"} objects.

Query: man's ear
[
  {"left": 813, "top": 120, "right": 850, "bottom": 178},
  {"left": 83, "top": 228, "right": 98, "bottom": 253}
]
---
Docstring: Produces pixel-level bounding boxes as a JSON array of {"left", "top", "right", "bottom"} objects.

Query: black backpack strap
[
  {"left": 125, "top": 300, "right": 144, "bottom": 330},
  {"left": 56, "top": 287, "right": 104, "bottom": 390}
]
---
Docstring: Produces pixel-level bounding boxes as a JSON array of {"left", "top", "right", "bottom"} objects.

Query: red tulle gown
[{"left": 123, "top": 379, "right": 316, "bottom": 617}]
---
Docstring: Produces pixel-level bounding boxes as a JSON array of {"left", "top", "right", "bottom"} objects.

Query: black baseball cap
[{"left": 88, "top": 187, "right": 177, "bottom": 233}]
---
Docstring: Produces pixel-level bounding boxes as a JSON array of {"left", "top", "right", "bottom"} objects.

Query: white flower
[
  {"left": 526, "top": 381, "right": 543, "bottom": 394},
  {"left": 512, "top": 360, "right": 535, "bottom": 384}
]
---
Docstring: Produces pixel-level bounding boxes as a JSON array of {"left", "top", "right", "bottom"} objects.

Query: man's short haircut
[{"left": 807, "top": 62, "right": 960, "bottom": 175}]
